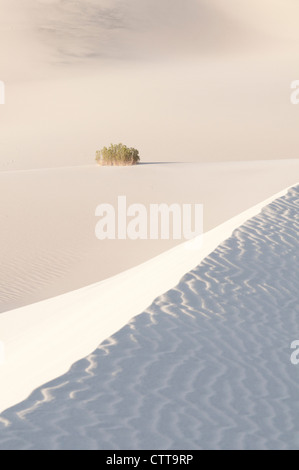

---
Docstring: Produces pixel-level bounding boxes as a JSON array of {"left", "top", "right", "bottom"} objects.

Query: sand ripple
[{"left": 0, "top": 186, "right": 298, "bottom": 450}]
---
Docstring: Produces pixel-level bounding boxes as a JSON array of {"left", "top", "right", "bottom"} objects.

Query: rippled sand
[{"left": 0, "top": 185, "right": 298, "bottom": 450}]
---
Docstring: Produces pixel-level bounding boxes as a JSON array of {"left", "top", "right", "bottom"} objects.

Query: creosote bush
[{"left": 95, "top": 143, "right": 140, "bottom": 166}]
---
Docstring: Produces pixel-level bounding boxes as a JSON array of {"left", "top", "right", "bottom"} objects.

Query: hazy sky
[
  {"left": 1, "top": 0, "right": 284, "bottom": 78},
  {"left": 29, "top": 0, "right": 251, "bottom": 61},
  {"left": 1, "top": 0, "right": 299, "bottom": 80}
]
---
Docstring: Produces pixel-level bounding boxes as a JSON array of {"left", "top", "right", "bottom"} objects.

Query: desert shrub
[{"left": 95, "top": 143, "right": 140, "bottom": 166}]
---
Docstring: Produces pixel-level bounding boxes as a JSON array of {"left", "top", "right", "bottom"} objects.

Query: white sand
[
  {"left": 1, "top": 160, "right": 299, "bottom": 314},
  {"left": 0, "top": 179, "right": 297, "bottom": 415},
  {"left": 1, "top": 184, "right": 298, "bottom": 450}
]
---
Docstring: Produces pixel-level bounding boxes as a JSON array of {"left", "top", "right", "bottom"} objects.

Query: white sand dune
[
  {"left": 0, "top": 184, "right": 298, "bottom": 450},
  {"left": 0, "top": 181, "right": 297, "bottom": 420},
  {"left": 1, "top": 160, "right": 298, "bottom": 314}
]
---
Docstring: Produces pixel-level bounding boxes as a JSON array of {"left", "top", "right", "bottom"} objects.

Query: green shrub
[{"left": 95, "top": 143, "right": 140, "bottom": 166}]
